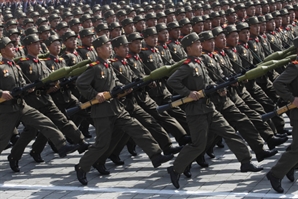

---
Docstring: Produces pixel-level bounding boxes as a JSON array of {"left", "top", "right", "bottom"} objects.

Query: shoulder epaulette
[
  {"left": 292, "top": 60, "right": 298, "bottom": 65},
  {"left": 20, "top": 57, "right": 29, "bottom": 61},
  {"left": 40, "top": 57, "right": 51, "bottom": 61},
  {"left": 110, "top": 58, "right": 118, "bottom": 62},
  {"left": 184, "top": 59, "right": 191, "bottom": 64},
  {"left": 141, "top": 47, "right": 148, "bottom": 51},
  {"left": 89, "top": 61, "right": 100, "bottom": 67}
]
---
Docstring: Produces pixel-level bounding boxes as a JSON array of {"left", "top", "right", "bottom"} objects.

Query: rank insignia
[
  {"left": 149, "top": 55, "right": 153, "bottom": 62},
  {"left": 29, "top": 66, "right": 33, "bottom": 74},
  {"left": 51, "top": 65, "right": 55, "bottom": 72},
  {"left": 195, "top": 68, "right": 199, "bottom": 76},
  {"left": 119, "top": 67, "right": 123, "bottom": 74},
  {"left": 174, "top": 47, "right": 177, "bottom": 53},
  {"left": 101, "top": 71, "right": 105, "bottom": 78},
  {"left": 134, "top": 62, "right": 137, "bottom": 68},
  {"left": 161, "top": 51, "right": 164, "bottom": 57},
  {"left": 3, "top": 69, "right": 9, "bottom": 77}
]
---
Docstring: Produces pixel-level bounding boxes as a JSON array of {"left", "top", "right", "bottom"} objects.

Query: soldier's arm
[
  {"left": 76, "top": 67, "right": 98, "bottom": 100},
  {"left": 167, "top": 64, "right": 192, "bottom": 97},
  {"left": 273, "top": 64, "right": 298, "bottom": 103}
]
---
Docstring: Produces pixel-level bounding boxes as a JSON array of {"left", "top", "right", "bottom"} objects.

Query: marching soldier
[
  {"left": 266, "top": 37, "right": 298, "bottom": 193},
  {"left": 74, "top": 35, "right": 174, "bottom": 186},
  {"left": 77, "top": 29, "right": 97, "bottom": 62},
  {"left": 166, "top": 32, "right": 262, "bottom": 189},
  {"left": 0, "top": 37, "right": 79, "bottom": 170}
]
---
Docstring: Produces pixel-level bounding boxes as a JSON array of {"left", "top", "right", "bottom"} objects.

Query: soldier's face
[
  {"left": 237, "top": 9, "right": 247, "bottom": 19},
  {"left": 27, "top": 42, "right": 41, "bottom": 56},
  {"left": 135, "top": 21, "right": 146, "bottom": 32},
  {"left": 167, "top": 14, "right": 176, "bottom": 23},
  {"left": 275, "top": 17, "right": 282, "bottom": 28},
  {"left": 250, "top": 24, "right": 260, "bottom": 36},
  {"left": 227, "top": 13, "right": 237, "bottom": 23},
  {"left": 64, "top": 37, "right": 76, "bottom": 50},
  {"left": 40, "top": 31, "right": 51, "bottom": 41},
  {"left": 176, "top": 13, "right": 186, "bottom": 21},
  {"left": 188, "top": 40, "right": 202, "bottom": 57},
  {"left": 226, "top": 32, "right": 239, "bottom": 47},
  {"left": 282, "top": 15, "right": 290, "bottom": 25},
  {"left": 239, "top": 29, "right": 250, "bottom": 43},
  {"left": 193, "top": 22, "right": 204, "bottom": 34},
  {"left": 83, "top": 19, "right": 93, "bottom": 29},
  {"left": 204, "top": 19, "right": 212, "bottom": 31},
  {"left": 110, "top": 28, "right": 122, "bottom": 39},
  {"left": 99, "top": 30, "right": 110, "bottom": 38},
  {"left": 255, "top": 5, "right": 262, "bottom": 16},
  {"left": 71, "top": 24, "right": 81, "bottom": 33},
  {"left": 158, "top": 17, "right": 167, "bottom": 24},
  {"left": 49, "top": 41, "right": 61, "bottom": 56},
  {"left": 97, "top": 42, "right": 112, "bottom": 59},
  {"left": 262, "top": 5, "right": 270, "bottom": 14},
  {"left": 169, "top": 28, "right": 180, "bottom": 40},
  {"left": 9, "top": 33, "right": 20, "bottom": 45},
  {"left": 144, "top": 35, "right": 158, "bottom": 47},
  {"left": 114, "top": 44, "right": 128, "bottom": 58},
  {"left": 129, "top": 39, "right": 142, "bottom": 54},
  {"left": 215, "top": 33, "right": 226, "bottom": 49},
  {"left": 260, "top": 22, "right": 266, "bottom": 34},
  {"left": 146, "top": 19, "right": 157, "bottom": 27},
  {"left": 266, "top": 19, "right": 275, "bottom": 31},
  {"left": 25, "top": 23, "right": 34, "bottom": 29},
  {"left": 128, "top": 11, "right": 136, "bottom": 18},
  {"left": 186, "top": 11, "right": 193, "bottom": 20},
  {"left": 2, "top": 43, "right": 15, "bottom": 59},
  {"left": 202, "top": 39, "right": 215, "bottom": 52},
  {"left": 82, "top": 35, "right": 94, "bottom": 46},
  {"left": 158, "top": 29, "right": 169, "bottom": 43},
  {"left": 246, "top": 6, "right": 256, "bottom": 17},
  {"left": 290, "top": 11, "right": 295, "bottom": 22},
  {"left": 124, "top": 23, "right": 135, "bottom": 35},
  {"left": 212, "top": 17, "right": 221, "bottom": 28},
  {"left": 181, "top": 24, "right": 193, "bottom": 35}
]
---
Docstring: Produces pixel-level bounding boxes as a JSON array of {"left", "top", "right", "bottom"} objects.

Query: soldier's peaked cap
[{"left": 181, "top": 32, "right": 200, "bottom": 48}]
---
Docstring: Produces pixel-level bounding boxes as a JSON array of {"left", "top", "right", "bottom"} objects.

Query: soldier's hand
[
  {"left": 126, "top": 88, "right": 133, "bottom": 94},
  {"left": 188, "top": 91, "right": 202, "bottom": 101},
  {"left": 96, "top": 92, "right": 106, "bottom": 103},
  {"left": 47, "top": 85, "right": 59, "bottom": 93},
  {"left": 231, "top": 82, "right": 238, "bottom": 87},
  {"left": 1, "top": 91, "right": 13, "bottom": 100},
  {"left": 149, "top": 81, "right": 157, "bottom": 88},
  {"left": 292, "top": 97, "right": 298, "bottom": 108},
  {"left": 217, "top": 88, "right": 227, "bottom": 97},
  {"left": 28, "top": 87, "right": 35, "bottom": 93}
]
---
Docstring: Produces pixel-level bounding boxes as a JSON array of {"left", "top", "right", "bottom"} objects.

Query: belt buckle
[{"left": 36, "top": 90, "right": 41, "bottom": 96}]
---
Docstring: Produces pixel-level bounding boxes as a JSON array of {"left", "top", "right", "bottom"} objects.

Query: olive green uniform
[
  {"left": 270, "top": 61, "right": 298, "bottom": 178},
  {"left": 166, "top": 39, "right": 187, "bottom": 62},
  {"left": 0, "top": 58, "right": 66, "bottom": 155},
  {"left": 76, "top": 57, "right": 162, "bottom": 172},
  {"left": 167, "top": 56, "right": 252, "bottom": 174}
]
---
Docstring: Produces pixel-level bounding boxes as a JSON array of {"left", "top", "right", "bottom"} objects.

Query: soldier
[
  {"left": 133, "top": 16, "right": 146, "bottom": 34},
  {"left": 48, "top": 14, "right": 60, "bottom": 36},
  {"left": 226, "top": 8, "right": 237, "bottom": 25},
  {"left": 74, "top": 35, "right": 174, "bottom": 186},
  {"left": 139, "top": 27, "right": 189, "bottom": 133},
  {"left": 165, "top": 9, "right": 176, "bottom": 24},
  {"left": 95, "top": 23, "right": 110, "bottom": 38},
  {"left": 245, "top": 1, "right": 256, "bottom": 18},
  {"left": 280, "top": 9, "right": 295, "bottom": 46},
  {"left": 235, "top": 3, "right": 246, "bottom": 23},
  {"left": 266, "top": 37, "right": 298, "bottom": 193},
  {"left": 77, "top": 29, "right": 97, "bottom": 62},
  {"left": 157, "top": 12, "right": 167, "bottom": 24},
  {"left": 80, "top": 14, "right": 93, "bottom": 29},
  {"left": 0, "top": 37, "right": 79, "bottom": 170},
  {"left": 109, "top": 22, "right": 122, "bottom": 40},
  {"left": 145, "top": 13, "right": 157, "bottom": 28},
  {"left": 55, "top": 22, "right": 69, "bottom": 38},
  {"left": 179, "top": 18, "right": 192, "bottom": 39},
  {"left": 37, "top": 25, "right": 50, "bottom": 54},
  {"left": 238, "top": 21, "right": 288, "bottom": 135},
  {"left": 167, "top": 21, "right": 187, "bottom": 62},
  {"left": 156, "top": 24, "right": 175, "bottom": 65},
  {"left": 91, "top": 35, "right": 182, "bottom": 175},
  {"left": 15, "top": 34, "right": 89, "bottom": 163},
  {"left": 191, "top": 16, "right": 204, "bottom": 35},
  {"left": 6, "top": 28, "right": 26, "bottom": 58},
  {"left": 210, "top": 11, "right": 221, "bottom": 28},
  {"left": 121, "top": 18, "right": 135, "bottom": 36},
  {"left": 265, "top": 13, "right": 285, "bottom": 52},
  {"left": 166, "top": 32, "right": 262, "bottom": 189},
  {"left": 261, "top": 0, "right": 270, "bottom": 15},
  {"left": 203, "top": 15, "right": 212, "bottom": 31}
]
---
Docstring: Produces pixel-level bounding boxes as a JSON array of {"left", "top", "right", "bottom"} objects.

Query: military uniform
[
  {"left": 167, "top": 33, "right": 255, "bottom": 182},
  {"left": 74, "top": 35, "right": 171, "bottom": 186},
  {"left": 139, "top": 27, "right": 189, "bottom": 133},
  {"left": 14, "top": 35, "right": 86, "bottom": 159},
  {"left": 76, "top": 29, "right": 98, "bottom": 62},
  {"left": 268, "top": 58, "right": 298, "bottom": 193},
  {"left": 0, "top": 37, "right": 77, "bottom": 166},
  {"left": 167, "top": 22, "right": 187, "bottom": 62}
]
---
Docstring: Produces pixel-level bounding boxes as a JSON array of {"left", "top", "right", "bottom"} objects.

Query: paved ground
[{"left": 0, "top": 115, "right": 297, "bottom": 199}]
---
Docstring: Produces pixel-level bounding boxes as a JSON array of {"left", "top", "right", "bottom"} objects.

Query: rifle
[
  {"left": 65, "top": 59, "right": 186, "bottom": 117},
  {"left": 156, "top": 54, "right": 296, "bottom": 113},
  {"left": 262, "top": 103, "right": 297, "bottom": 121}
]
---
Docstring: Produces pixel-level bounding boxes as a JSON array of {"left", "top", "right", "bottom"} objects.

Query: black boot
[
  {"left": 183, "top": 164, "right": 192, "bottom": 178},
  {"left": 163, "top": 146, "right": 183, "bottom": 155},
  {"left": 256, "top": 149, "right": 278, "bottom": 162},
  {"left": 79, "top": 121, "right": 92, "bottom": 138},
  {"left": 286, "top": 168, "right": 295, "bottom": 182},
  {"left": 8, "top": 155, "right": 20, "bottom": 172},
  {"left": 240, "top": 162, "right": 263, "bottom": 172},
  {"left": 48, "top": 141, "right": 59, "bottom": 153},
  {"left": 267, "top": 136, "right": 288, "bottom": 150},
  {"left": 93, "top": 163, "right": 110, "bottom": 175},
  {"left": 195, "top": 154, "right": 209, "bottom": 168},
  {"left": 206, "top": 147, "right": 215, "bottom": 159},
  {"left": 127, "top": 140, "right": 137, "bottom": 156},
  {"left": 151, "top": 154, "right": 174, "bottom": 168},
  {"left": 178, "top": 135, "right": 191, "bottom": 146},
  {"left": 266, "top": 172, "right": 284, "bottom": 193},
  {"left": 167, "top": 166, "right": 180, "bottom": 189},
  {"left": 77, "top": 141, "right": 91, "bottom": 154},
  {"left": 30, "top": 150, "right": 44, "bottom": 163},
  {"left": 109, "top": 154, "right": 124, "bottom": 165},
  {"left": 58, "top": 144, "right": 80, "bottom": 158},
  {"left": 75, "top": 164, "right": 88, "bottom": 185}
]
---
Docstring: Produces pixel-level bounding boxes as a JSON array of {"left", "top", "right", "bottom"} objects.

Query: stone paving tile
[{"left": 0, "top": 118, "right": 296, "bottom": 198}]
